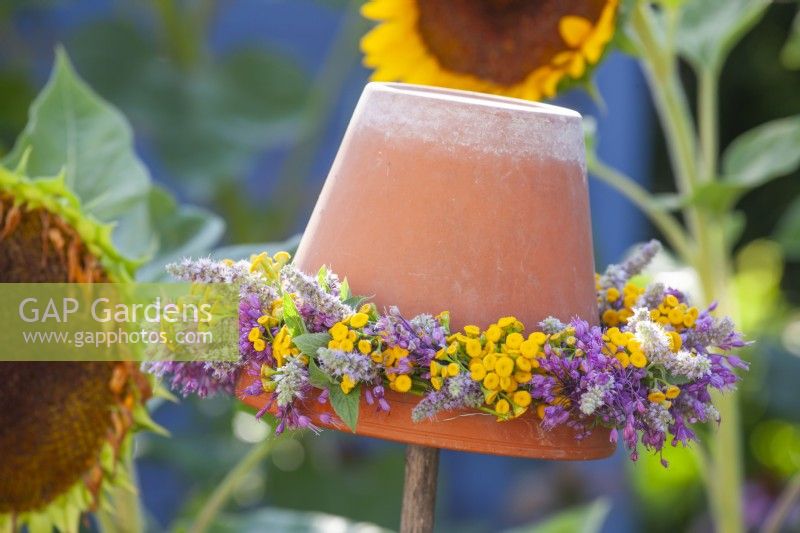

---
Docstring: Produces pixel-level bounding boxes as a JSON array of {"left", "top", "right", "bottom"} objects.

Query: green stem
[
  {"left": 698, "top": 67, "right": 720, "bottom": 183},
  {"left": 761, "top": 472, "right": 800, "bottom": 533},
  {"left": 588, "top": 157, "right": 694, "bottom": 263},
  {"left": 631, "top": 3, "right": 744, "bottom": 532},
  {"left": 96, "top": 454, "right": 144, "bottom": 533},
  {"left": 630, "top": 3, "right": 700, "bottom": 196},
  {"left": 188, "top": 436, "right": 278, "bottom": 533}
]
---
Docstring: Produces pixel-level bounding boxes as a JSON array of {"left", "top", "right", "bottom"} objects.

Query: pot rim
[{"left": 368, "top": 81, "right": 582, "bottom": 119}]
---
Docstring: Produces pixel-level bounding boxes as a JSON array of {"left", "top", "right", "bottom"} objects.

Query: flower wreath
[{"left": 145, "top": 240, "right": 747, "bottom": 466}]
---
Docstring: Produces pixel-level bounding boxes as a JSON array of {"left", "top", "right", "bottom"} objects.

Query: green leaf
[
  {"left": 282, "top": 293, "right": 307, "bottom": 338},
  {"left": 342, "top": 295, "right": 369, "bottom": 310},
  {"left": 308, "top": 358, "right": 335, "bottom": 390},
  {"left": 781, "top": 10, "right": 800, "bottom": 71},
  {"left": 134, "top": 186, "right": 225, "bottom": 281},
  {"left": 317, "top": 265, "right": 329, "bottom": 290},
  {"left": 687, "top": 181, "right": 744, "bottom": 214},
  {"left": 132, "top": 401, "right": 170, "bottom": 437},
  {"left": 775, "top": 196, "right": 800, "bottom": 259},
  {"left": 3, "top": 47, "right": 150, "bottom": 222},
  {"left": 67, "top": 22, "right": 311, "bottom": 197},
  {"left": 292, "top": 332, "right": 331, "bottom": 359},
  {"left": 722, "top": 115, "right": 800, "bottom": 188},
  {"left": 505, "top": 499, "right": 610, "bottom": 533},
  {"left": 339, "top": 278, "right": 351, "bottom": 302},
  {"left": 329, "top": 384, "right": 360, "bottom": 433},
  {"left": 676, "top": 0, "right": 769, "bottom": 71}
]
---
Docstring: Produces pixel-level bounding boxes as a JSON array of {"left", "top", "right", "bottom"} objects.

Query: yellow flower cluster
[
  {"left": 601, "top": 327, "right": 647, "bottom": 369},
  {"left": 647, "top": 385, "right": 681, "bottom": 407},
  {"left": 648, "top": 294, "right": 699, "bottom": 332},
  {"left": 327, "top": 307, "right": 415, "bottom": 395},
  {"left": 435, "top": 316, "right": 537, "bottom": 420},
  {"left": 600, "top": 281, "right": 645, "bottom": 327},
  {"left": 249, "top": 250, "right": 291, "bottom": 281}
]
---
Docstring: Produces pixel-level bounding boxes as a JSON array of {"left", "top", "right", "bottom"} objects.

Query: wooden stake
[{"left": 400, "top": 445, "right": 440, "bottom": 533}]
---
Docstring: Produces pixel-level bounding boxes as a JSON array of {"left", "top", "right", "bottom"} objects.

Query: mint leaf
[
  {"left": 308, "top": 359, "right": 335, "bottom": 390},
  {"left": 329, "top": 384, "right": 360, "bottom": 432},
  {"left": 292, "top": 332, "right": 331, "bottom": 359},
  {"left": 282, "top": 292, "right": 307, "bottom": 337},
  {"left": 339, "top": 278, "right": 351, "bottom": 301},
  {"left": 317, "top": 265, "right": 329, "bottom": 291},
  {"left": 342, "top": 295, "right": 369, "bottom": 310}
]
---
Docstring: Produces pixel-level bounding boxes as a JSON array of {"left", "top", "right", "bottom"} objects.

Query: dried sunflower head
[
  {"left": 0, "top": 166, "right": 155, "bottom": 531},
  {"left": 361, "top": 0, "right": 620, "bottom": 100}
]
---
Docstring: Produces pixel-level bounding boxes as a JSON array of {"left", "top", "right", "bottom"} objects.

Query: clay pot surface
[{"left": 243, "top": 82, "right": 614, "bottom": 459}]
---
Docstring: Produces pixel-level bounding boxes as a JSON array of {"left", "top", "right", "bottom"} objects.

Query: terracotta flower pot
[{"left": 240, "top": 82, "right": 614, "bottom": 460}]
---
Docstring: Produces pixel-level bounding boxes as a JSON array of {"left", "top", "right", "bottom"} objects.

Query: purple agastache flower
[
  {"left": 143, "top": 361, "right": 236, "bottom": 397},
  {"left": 598, "top": 239, "right": 661, "bottom": 290},
  {"left": 411, "top": 373, "right": 482, "bottom": 422},
  {"left": 280, "top": 265, "right": 350, "bottom": 331},
  {"left": 317, "top": 348, "right": 378, "bottom": 382}
]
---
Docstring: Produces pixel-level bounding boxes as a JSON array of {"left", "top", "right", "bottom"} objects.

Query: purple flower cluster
[
  {"left": 368, "top": 306, "right": 447, "bottom": 369},
  {"left": 530, "top": 313, "right": 747, "bottom": 466},
  {"left": 412, "top": 373, "right": 483, "bottom": 422}
]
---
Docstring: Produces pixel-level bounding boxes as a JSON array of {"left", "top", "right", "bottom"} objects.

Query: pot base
[{"left": 237, "top": 374, "right": 615, "bottom": 460}]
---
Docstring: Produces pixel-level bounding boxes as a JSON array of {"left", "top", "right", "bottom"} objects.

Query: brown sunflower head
[
  {"left": 361, "top": 0, "right": 619, "bottom": 100},
  {"left": 0, "top": 179, "right": 150, "bottom": 525}
]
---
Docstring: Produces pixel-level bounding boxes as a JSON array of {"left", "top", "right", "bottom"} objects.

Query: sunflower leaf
[
  {"left": 3, "top": 47, "right": 151, "bottom": 223},
  {"left": 722, "top": 115, "right": 800, "bottom": 188},
  {"left": 133, "top": 186, "right": 225, "bottom": 281},
  {"left": 676, "top": 0, "right": 769, "bottom": 72}
]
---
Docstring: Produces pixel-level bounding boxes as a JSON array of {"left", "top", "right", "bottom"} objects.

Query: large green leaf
[
  {"left": 775, "top": 196, "right": 800, "bottom": 259},
  {"left": 505, "top": 499, "right": 610, "bottom": 533},
  {"left": 688, "top": 115, "right": 800, "bottom": 214},
  {"left": 134, "top": 186, "right": 225, "bottom": 281},
  {"left": 3, "top": 48, "right": 150, "bottom": 221},
  {"left": 722, "top": 115, "right": 800, "bottom": 188},
  {"left": 68, "top": 20, "right": 310, "bottom": 200},
  {"left": 781, "top": 10, "right": 800, "bottom": 71},
  {"left": 676, "top": 0, "right": 770, "bottom": 71}
]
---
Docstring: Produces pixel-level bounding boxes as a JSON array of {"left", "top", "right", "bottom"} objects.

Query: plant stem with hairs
[{"left": 612, "top": 3, "right": 745, "bottom": 532}]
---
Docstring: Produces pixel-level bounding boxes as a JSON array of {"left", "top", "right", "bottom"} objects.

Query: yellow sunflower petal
[
  {"left": 559, "top": 15, "right": 593, "bottom": 48},
  {"left": 361, "top": 0, "right": 413, "bottom": 21},
  {"left": 567, "top": 53, "right": 586, "bottom": 78},
  {"left": 360, "top": 21, "right": 413, "bottom": 55}
]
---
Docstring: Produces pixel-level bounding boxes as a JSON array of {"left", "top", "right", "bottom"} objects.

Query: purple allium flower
[{"left": 369, "top": 306, "right": 447, "bottom": 367}]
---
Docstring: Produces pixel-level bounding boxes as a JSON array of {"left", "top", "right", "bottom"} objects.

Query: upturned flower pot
[{"left": 240, "top": 82, "right": 615, "bottom": 460}]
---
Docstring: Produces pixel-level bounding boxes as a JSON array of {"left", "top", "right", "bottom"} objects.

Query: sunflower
[
  {"left": 360, "top": 0, "right": 619, "bottom": 100},
  {"left": 0, "top": 166, "right": 155, "bottom": 531}
]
